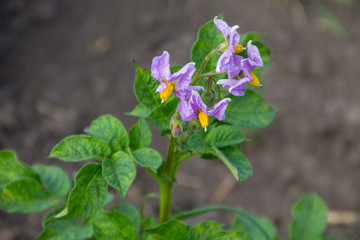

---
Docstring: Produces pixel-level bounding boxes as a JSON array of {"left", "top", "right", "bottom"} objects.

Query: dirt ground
[{"left": 0, "top": 0, "right": 359, "bottom": 239}]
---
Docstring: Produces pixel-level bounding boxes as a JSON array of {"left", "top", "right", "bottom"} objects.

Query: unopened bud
[
  {"left": 202, "top": 90, "right": 216, "bottom": 106},
  {"left": 217, "top": 39, "right": 229, "bottom": 54},
  {"left": 189, "top": 118, "right": 201, "bottom": 131},
  {"left": 170, "top": 112, "right": 184, "bottom": 137}
]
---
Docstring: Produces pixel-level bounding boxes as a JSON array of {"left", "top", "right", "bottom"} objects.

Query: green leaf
[
  {"left": 213, "top": 146, "right": 253, "bottom": 183},
  {"left": 127, "top": 104, "right": 153, "bottom": 118},
  {"left": 131, "top": 148, "right": 163, "bottom": 170},
  {"left": 225, "top": 90, "right": 276, "bottom": 129},
  {"left": 112, "top": 203, "right": 141, "bottom": 234},
  {"left": 62, "top": 163, "right": 108, "bottom": 219},
  {"left": 0, "top": 178, "right": 58, "bottom": 213},
  {"left": 209, "top": 231, "right": 254, "bottom": 240},
  {"left": 32, "top": 164, "right": 71, "bottom": 199},
  {"left": 142, "top": 215, "right": 159, "bottom": 229},
  {"left": 102, "top": 151, "right": 136, "bottom": 200},
  {"left": 91, "top": 210, "right": 139, "bottom": 240},
  {"left": 36, "top": 220, "right": 93, "bottom": 240},
  {"left": 191, "top": 14, "right": 224, "bottom": 74},
  {"left": 85, "top": 114, "right": 129, "bottom": 153},
  {"left": 205, "top": 125, "right": 245, "bottom": 148},
  {"left": 189, "top": 221, "right": 224, "bottom": 240},
  {"left": 147, "top": 97, "right": 179, "bottom": 130},
  {"left": 186, "top": 130, "right": 210, "bottom": 152},
  {"left": 251, "top": 41, "right": 271, "bottom": 78},
  {"left": 0, "top": 150, "right": 40, "bottom": 187},
  {"left": 232, "top": 209, "right": 276, "bottom": 240},
  {"left": 142, "top": 220, "right": 190, "bottom": 240},
  {"left": 239, "top": 32, "right": 265, "bottom": 45},
  {"left": 49, "top": 135, "right": 111, "bottom": 162},
  {"left": 129, "top": 119, "right": 152, "bottom": 150},
  {"left": 134, "top": 65, "right": 161, "bottom": 111},
  {"left": 290, "top": 193, "right": 328, "bottom": 240}
]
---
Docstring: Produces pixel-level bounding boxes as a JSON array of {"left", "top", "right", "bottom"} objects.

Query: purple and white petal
[
  {"left": 178, "top": 100, "right": 197, "bottom": 121},
  {"left": 151, "top": 51, "right": 171, "bottom": 82},
  {"left": 217, "top": 79, "right": 238, "bottom": 89},
  {"left": 189, "top": 90, "right": 207, "bottom": 113},
  {"left": 247, "top": 40, "right": 263, "bottom": 67},
  {"left": 228, "top": 78, "right": 249, "bottom": 96},
  {"left": 171, "top": 62, "right": 196, "bottom": 91},
  {"left": 228, "top": 26, "right": 240, "bottom": 51},
  {"left": 207, "top": 98, "right": 231, "bottom": 121},
  {"left": 156, "top": 82, "right": 168, "bottom": 93},
  {"left": 216, "top": 50, "right": 232, "bottom": 73},
  {"left": 214, "top": 16, "right": 231, "bottom": 39},
  {"left": 227, "top": 54, "right": 242, "bottom": 79},
  {"left": 174, "top": 86, "right": 204, "bottom": 100}
]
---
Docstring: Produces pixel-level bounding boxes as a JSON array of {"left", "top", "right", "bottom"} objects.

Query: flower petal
[
  {"left": 151, "top": 51, "right": 171, "bottom": 82},
  {"left": 189, "top": 90, "right": 207, "bottom": 113},
  {"left": 178, "top": 100, "right": 197, "bottom": 121},
  {"left": 174, "top": 86, "right": 204, "bottom": 100},
  {"left": 214, "top": 16, "right": 231, "bottom": 39},
  {"left": 171, "top": 62, "right": 196, "bottom": 91},
  {"left": 156, "top": 82, "right": 168, "bottom": 93},
  {"left": 207, "top": 98, "right": 231, "bottom": 121}
]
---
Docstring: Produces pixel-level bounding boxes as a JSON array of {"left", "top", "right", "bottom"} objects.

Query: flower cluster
[{"left": 151, "top": 16, "right": 264, "bottom": 136}]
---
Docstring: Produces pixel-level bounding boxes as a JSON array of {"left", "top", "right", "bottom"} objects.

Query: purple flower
[
  {"left": 241, "top": 41, "right": 264, "bottom": 87},
  {"left": 151, "top": 51, "right": 196, "bottom": 102},
  {"left": 217, "top": 77, "right": 250, "bottom": 96},
  {"left": 241, "top": 40, "right": 263, "bottom": 71},
  {"left": 178, "top": 90, "right": 231, "bottom": 131},
  {"left": 214, "top": 16, "right": 241, "bottom": 76}
]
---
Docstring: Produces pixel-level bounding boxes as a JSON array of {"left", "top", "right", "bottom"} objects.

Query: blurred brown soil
[{"left": 0, "top": 0, "right": 360, "bottom": 239}]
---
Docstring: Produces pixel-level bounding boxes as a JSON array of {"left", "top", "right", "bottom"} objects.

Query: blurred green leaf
[
  {"left": 36, "top": 220, "right": 93, "bottom": 240},
  {"left": 60, "top": 163, "right": 108, "bottom": 219},
  {"left": 127, "top": 104, "right": 153, "bottom": 118},
  {"left": 131, "top": 148, "right": 163, "bottom": 170},
  {"left": 102, "top": 151, "right": 136, "bottom": 200},
  {"left": 49, "top": 135, "right": 111, "bottom": 162},
  {"left": 142, "top": 220, "right": 190, "bottom": 240},
  {"left": 205, "top": 125, "right": 245, "bottom": 148},
  {"left": 0, "top": 178, "right": 58, "bottom": 213},
  {"left": 209, "top": 231, "right": 253, "bottom": 240},
  {"left": 33, "top": 164, "right": 71, "bottom": 199},
  {"left": 290, "top": 193, "right": 328, "bottom": 240},
  {"left": 225, "top": 90, "right": 276, "bottom": 129},
  {"left": 189, "top": 221, "right": 224, "bottom": 240},
  {"left": 232, "top": 209, "right": 276, "bottom": 240},
  {"left": 112, "top": 203, "right": 141, "bottom": 234},
  {"left": 191, "top": 14, "right": 224, "bottom": 74},
  {"left": 91, "top": 210, "right": 139, "bottom": 240},
  {"left": 129, "top": 118, "right": 152, "bottom": 151},
  {"left": 85, "top": 114, "right": 129, "bottom": 153},
  {"left": 212, "top": 146, "right": 253, "bottom": 183},
  {"left": 134, "top": 65, "right": 161, "bottom": 111},
  {"left": 147, "top": 96, "right": 179, "bottom": 130},
  {"left": 0, "top": 150, "right": 40, "bottom": 187},
  {"left": 316, "top": 3, "right": 347, "bottom": 37}
]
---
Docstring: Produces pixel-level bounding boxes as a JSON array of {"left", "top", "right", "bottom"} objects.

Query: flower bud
[
  {"left": 202, "top": 89, "right": 216, "bottom": 106},
  {"left": 170, "top": 111, "right": 184, "bottom": 137},
  {"left": 189, "top": 118, "right": 201, "bottom": 131}
]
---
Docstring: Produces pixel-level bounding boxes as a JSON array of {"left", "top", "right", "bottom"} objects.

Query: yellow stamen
[
  {"left": 234, "top": 44, "right": 244, "bottom": 53},
  {"left": 198, "top": 110, "right": 209, "bottom": 130},
  {"left": 248, "top": 72, "right": 263, "bottom": 88},
  {"left": 160, "top": 82, "right": 175, "bottom": 103}
]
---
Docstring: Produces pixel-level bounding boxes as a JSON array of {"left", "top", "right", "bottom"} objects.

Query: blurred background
[{"left": 0, "top": 0, "right": 359, "bottom": 239}]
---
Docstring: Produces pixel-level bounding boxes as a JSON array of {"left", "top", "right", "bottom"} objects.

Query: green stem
[
  {"left": 191, "top": 49, "right": 218, "bottom": 85},
  {"left": 197, "top": 71, "right": 227, "bottom": 79},
  {"left": 159, "top": 136, "right": 179, "bottom": 223},
  {"left": 140, "top": 193, "right": 159, "bottom": 220},
  {"left": 172, "top": 205, "right": 272, "bottom": 240}
]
